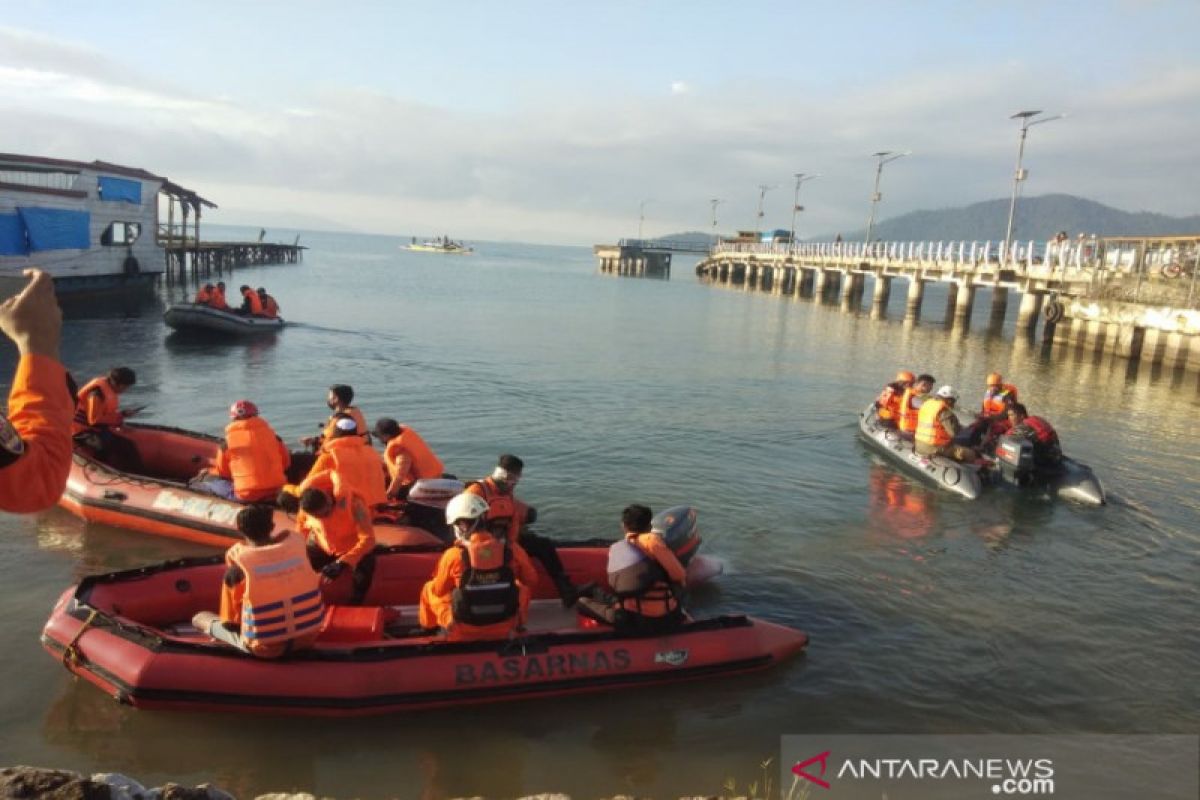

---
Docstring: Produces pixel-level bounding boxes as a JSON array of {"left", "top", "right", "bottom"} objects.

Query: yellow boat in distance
[{"left": 402, "top": 235, "right": 474, "bottom": 254}]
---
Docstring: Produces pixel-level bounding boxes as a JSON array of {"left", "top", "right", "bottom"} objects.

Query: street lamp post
[
  {"left": 756, "top": 184, "right": 776, "bottom": 238},
  {"left": 1003, "top": 110, "right": 1064, "bottom": 259},
  {"left": 638, "top": 199, "right": 652, "bottom": 241},
  {"left": 789, "top": 173, "right": 819, "bottom": 250},
  {"left": 865, "top": 151, "right": 909, "bottom": 244},
  {"left": 710, "top": 198, "right": 723, "bottom": 244}
]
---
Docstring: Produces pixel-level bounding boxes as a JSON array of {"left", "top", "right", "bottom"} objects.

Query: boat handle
[{"left": 102, "top": 490, "right": 128, "bottom": 502}]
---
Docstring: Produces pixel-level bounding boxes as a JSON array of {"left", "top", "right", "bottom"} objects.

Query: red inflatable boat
[{"left": 42, "top": 555, "right": 807, "bottom": 716}]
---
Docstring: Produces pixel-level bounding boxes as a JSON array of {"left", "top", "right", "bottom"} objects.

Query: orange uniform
[
  {"left": 309, "top": 436, "right": 387, "bottom": 507},
  {"left": 298, "top": 470, "right": 375, "bottom": 567},
  {"left": 241, "top": 287, "right": 264, "bottom": 316},
  {"left": 898, "top": 387, "right": 924, "bottom": 434},
  {"left": 383, "top": 427, "right": 443, "bottom": 488},
  {"left": 210, "top": 286, "right": 229, "bottom": 310},
  {"left": 876, "top": 382, "right": 906, "bottom": 422},
  {"left": 321, "top": 407, "right": 369, "bottom": 443},
  {"left": 194, "top": 287, "right": 212, "bottom": 304},
  {"left": 418, "top": 532, "right": 537, "bottom": 641},
  {"left": 982, "top": 383, "right": 1020, "bottom": 418},
  {"left": 219, "top": 530, "right": 324, "bottom": 658},
  {"left": 616, "top": 532, "right": 687, "bottom": 618},
  {"left": 916, "top": 398, "right": 955, "bottom": 448},
  {"left": 261, "top": 295, "right": 280, "bottom": 319},
  {"left": 213, "top": 416, "right": 291, "bottom": 502},
  {"left": 71, "top": 376, "right": 123, "bottom": 435},
  {"left": 465, "top": 477, "right": 524, "bottom": 540},
  {"left": 0, "top": 354, "right": 73, "bottom": 513}
]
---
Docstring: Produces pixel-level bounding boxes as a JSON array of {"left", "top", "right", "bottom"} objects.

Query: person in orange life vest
[
  {"left": 466, "top": 454, "right": 584, "bottom": 607},
  {"left": 980, "top": 372, "right": 1020, "bottom": 421},
  {"left": 373, "top": 417, "right": 444, "bottom": 500},
  {"left": 257, "top": 287, "right": 280, "bottom": 319},
  {"left": 191, "top": 505, "right": 323, "bottom": 658},
  {"left": 306, "top": 415, "right": 388, "bottom": 507},
  {"left": 0, "top": 269, "right": 74, "bottom": 513},
  {"left": 418, "top": 492, "right": 537, "bottom": 642},
  {"left": 300, "top": 384, "right": 370, "bottom": 451},
  {"left": 1004, "top": 403, "right": 1063, "bottom": 467},
  {"left": 194, "top": 283, "right": 214, "bottom": 305},
  {"left": 576, "top": 504, "right": 687, "bottom": 633},
  {"left": 210, "top": 281, "right": 229, "bottom": 311},
  {"left": 72, "top": 365, "right": 144, "bottom": 472},
  {"left": 875, "top": 369, "right": 914, "bottom": 426},
  {"left": 298, "top": 470, "right": 376, "bottom": 605},
  {"left": 915, "top": 385, "right": 978, "bottom": 463},
  {"left": 897, "top": 373, "right": 935, "bottom": 438},
  {"left": 194, "top": 400, "right": 291, "bottom": 502},
  {"left": 237, "top": 284, "right": 264, "bottom": 316}
]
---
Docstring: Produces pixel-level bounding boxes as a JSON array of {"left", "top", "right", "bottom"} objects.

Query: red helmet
[
  {"left": 895, "top": 370, "right": 915, "bottom": 383},
  {"left": 986, "top": 372, "right": 1003, "bottom": 387},
  {"left": 229, "top": 400, "right": 259, "bottom": 420}
]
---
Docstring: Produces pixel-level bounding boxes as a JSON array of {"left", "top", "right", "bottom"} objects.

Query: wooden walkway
[{"left": 162, "top": 240, "right": 305, "bottom": 281}]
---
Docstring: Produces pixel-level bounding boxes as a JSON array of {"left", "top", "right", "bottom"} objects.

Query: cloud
[{"left": 0, "top": 27, "right": 1196, "bottom": 244}]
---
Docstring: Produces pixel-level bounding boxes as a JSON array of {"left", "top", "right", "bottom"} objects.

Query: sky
[{"left": 1, "top": 1, "right": 1198, "bottom": 244}]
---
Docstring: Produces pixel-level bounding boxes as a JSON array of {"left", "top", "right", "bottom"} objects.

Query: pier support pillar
[
  {"left": 953, "top": 282, "right": 976, "bottom": 327},
  {"left": 944, "top": 283, "right": 959, "bottom": 323},
  {"left": 871, "top": 275, "right": 892, "bottom": 319},
  {"left": 1016, "top": 290, "right": 1043, "bottom": 332},
  {"left": 840, "top": 271, "right": 856, "bottom": 309},
  {"left": 989, "top": 287, "right": 1009, "bottom": 328},
  {"left": 905, "top": 278, "right": 926, "bottom": 322},
  {"left": 814, "top": 268, "right": 828, "bottom": 299}
]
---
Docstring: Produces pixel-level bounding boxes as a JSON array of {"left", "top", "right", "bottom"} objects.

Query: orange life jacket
[
  {"left": 222, "top": 417, "right": 287, "bottom": 501},
  {"left": 467, "top": 477, "right": 521, "bottom": 539},
  {"left": 898, "top": 387, "right": 924, "bottom": 433},
  {"left": 877, "top": 382, "right": 907, "bottom": 422},
  {"left": 1017, "top": 415, "right": 1057, "bottom": 446},
  {"left": 195, "top": 288, "right": 212, "bottom": 304},
  {"left": 226, "top": 531, "right": 324, "bottom": 655},
  {"left": 210, "top": 287, "right": 229, "bottom": 310},
  {"left": 916, "top": 398, "right": 953, "bottom": 448},
  {"left": 321, "top": 436, "right": 387, "bottom": 507},
  {"left": 322, "top": 407, "right": 370, "bottom": 443},
  {"left": 261, "top": 295, "right": 279, "bottom": 318},
  {"left": 450, "top": 534, "right": 520, "bottom": 626},
  {"left": 71, "top": 376, "right": 121, "bottom": 434},
  {"left": 241, "top": 288, "right": 264, "bottom": 315},
  {"left": 610, "top": 533, "right": 683, "bottom": 618},
  {"left": 384, "top": 427, "right": 443, "bottom": 484},
  {"left": 982, "top": 383, "right": 1019, "bottom": 417}
]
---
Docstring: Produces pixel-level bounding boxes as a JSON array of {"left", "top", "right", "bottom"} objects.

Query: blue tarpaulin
[
  {"left": 97, "top": 176, "right": 142, "bottom": 204},
  {"left": 18, "top": 208, "right": 90, "bottom": 251},
  {"left": 0, "top": 213, "right": 27, "bottom": 256}
]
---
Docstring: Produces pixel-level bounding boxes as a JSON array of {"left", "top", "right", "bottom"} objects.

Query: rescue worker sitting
[
  {"left": 981, "top": 372, "right": 1020, "bottom": 422},
  {"left": 1005, "top": 403, "right": 1063, "bottom": 468},
  {"left": 915, "top": 385, "right": 979, "bottom": 464},
  {"left": 373, "top": 417, "right": 444, "bottom": 501},
  {"left": 466, "top": 454, "right": 585, "bottom": 608},
  {"left": 418, "top": 492, "right": 538, "bottom": 642},
  {"left": 193, "top": 400, "right": 290, "bottom": 502},
  {"left": 194, "top": 283, "right": 214, "bottom": 305},
  {"left": 191, "top": 505, "right": 324, "bottom": 659},
  {"left": 297, "top": 470, "right": 376, "bottom": 605},
  {"left": 576, "top": 504, "right": 687, "bottom": 634},
  {"left": 71, "top": 366, "right": 144, "bottom": 472},
  {"left": 875, "top": 369, "right": 914, "bottom": 427},
  {"left": 210, "top": 281, "right": 229, "bottom": 310},
  {"left": 0, "top": 268, "right": 74, "bottom": 513},
  {"left": 257, "top": 287, "right": 280, "bottom": 319},
  {"left": 237, "top": 284, "right": 264, "bottom": 316},
  {"left": 307, "top": 415, "right": 388, "bottom": 508},
  {"left": 897, "top": 373, "right": 935, "bottom": 439},
  {"left": 300, "top": 384, "right": 370, "bottom": 450}
]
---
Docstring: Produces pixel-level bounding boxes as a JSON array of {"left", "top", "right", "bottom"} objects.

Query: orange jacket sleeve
[
  {"left": 0, "top": 354, "right": 73, "bottom": 513},
  {"left": 337, "top": 495, "right": 376, "bottom": 567},
  {"left": 308, "top": 449, "right": 333, "bottom": 478},
  {"left": 84, "top": 389, "right": 106, "bottom": 426},
  {"left": 636, "top": 533, "right": 687, "bottom": 585},
  {"left": 213, "top": 445, "right": 231, "bottom": 478},
  {"left": 429, "top": 547, "right": 463, "bottom": 597}
]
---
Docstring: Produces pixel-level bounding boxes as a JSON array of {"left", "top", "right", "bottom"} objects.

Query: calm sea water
[{"left": 0, "top": 229, "right": 1196, "bottom": 799}]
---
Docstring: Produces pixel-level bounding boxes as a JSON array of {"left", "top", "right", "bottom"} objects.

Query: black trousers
[
  {"left": 519, "top": 531, "right": 566, "bottom": 581},
  {"left": 306, "top": 540, "right": 376, "bottom": 605}
]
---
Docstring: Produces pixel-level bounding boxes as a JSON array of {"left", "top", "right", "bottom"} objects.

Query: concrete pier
[
  {"left": 1017, "top": 291, "right": 1043, "bottom": 331},
  {"left": 906, "top": 278, "right": 925, "bottom": 322},
  {"left": 814, "top": 268, "right": 829, "bottom": 299},
  {"left": 594, "top": 244, "right": 671, "bottom": 279},
  {"left": 990, "top": 287, "right": 1010, "bottom": 328},
  {"left": 953, "top": 282, "right": 976, "bottom": 327},
  {"left": 871, "top": 275, "right": 892, "bottom": 319}
]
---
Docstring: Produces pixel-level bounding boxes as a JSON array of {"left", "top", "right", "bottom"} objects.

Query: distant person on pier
[
  {"left": 300, "top": 384, "right": 370, "bottom": 451},
  {"left": 193, "top": 400, "right": 291, "bottom": 502},
  {"left": 576, "top": 504, "right": 687, "bottom": 633},
  {"left": 210, "top": 282, "right": 230, "bottom": 310},
  {"left": 192, "top": 504, "right": 323, "bottom": 658},
  {"left": 306, "top": 415, "right": 388, "bottom": 508},
  {"left": 875, "top": 370, "right": 914, "bottom": 427},
  {"left": 71, "top": 366, "right": 144, "bottom": 472},
  {"left": 373, "top": 417, "right": 444, "bottom": 500},
  {"left": 980, "top": 372, "right": 1019, "bottom": 422},
  {"left": 0, "top": 268, "right": 74, "bottom": 513},
  {"left": 238, "top": 285, "right": 264, "bottom": 316},
  {"left": 297, "top": 469, "right": 377, "bottom": 605},
  {"left": 897, "top": 373, "right": 935, "bottom": 439},
  {"left": 915, "top": 386, "right": 978, "bottom": 464},
  {"left": 257, "top": 287, "right": 280, "bottom": 319},
  {"left": 194, "top": 283, "right": 214, "bottom": 305}
]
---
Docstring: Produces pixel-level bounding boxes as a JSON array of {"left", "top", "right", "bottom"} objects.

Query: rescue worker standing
[
  {"left": 467, "top": 454, "right": 583, "bottom": 607},
  {"left": 238, "top": 285, "right": 264, "bottom": 316},
  {"left": 72, "top": 365, "right": 143, "bottom": 472},
  {"left": 418, "top": 492, "right": 537, "bottom": 641},
  {"left": 307, "top": 415, "right": 388, "bottom": 507},
  {"left": 915, "top": 386, "right": 978, "bottom": 463},
  {"left": 576, "top": 504, "right": 687, "bottom": 633},
  {"left": 1006, "top": 403, "right": 1063, "bottom": 467},
  {"left": 875, "top": 369, "right": 914, "bottom": 427},
  {"left": 981, "top": 372, "right": 1020, "bottom": 421},
  {"left": 897, "top": 373, "right": 935, "bottom": 438},
  {"left": 373, "top": 417, "right": 444, "bottom": 500},
  {"left": 298, "top": 469, "right": 376, "bottom": 605},
  {"left": 192, "top": 505, "right": 324, "bottom": 658},
  {"left": 0, "top": 268, "right": 74, "bottom": 513},
  {"left": 197, "top": 400, "right": 291, "bottom": 502}
]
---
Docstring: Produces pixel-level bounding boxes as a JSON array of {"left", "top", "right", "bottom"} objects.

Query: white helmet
[
  {"left": 935, "top": 385, "right": 959, "bottom": 402},
  {"left": 444, "top": 492, "right": 489, "bottom": 527}
]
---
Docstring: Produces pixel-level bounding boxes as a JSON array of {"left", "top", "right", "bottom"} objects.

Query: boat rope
[{"left": 61, "top": 609, "right": 99, "bottom": 668}]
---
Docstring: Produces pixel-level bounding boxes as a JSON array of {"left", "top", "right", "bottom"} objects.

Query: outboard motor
[
  {"left": 404, "top": 477, "right": 465, "bottom": 542},
  {"left": 650, "top": 505, "right": 701, "bottom": 566},
  {"left": 995, "top": 434, "right": 1035, "bottom": 486}
]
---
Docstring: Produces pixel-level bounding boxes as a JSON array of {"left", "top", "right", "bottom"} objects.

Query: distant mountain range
[{"left": 658, "top": 194, "right": 1200, "bottom": 245}]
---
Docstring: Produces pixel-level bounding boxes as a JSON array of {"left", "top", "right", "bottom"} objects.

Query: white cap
[
  {"left": 935, "top": 385, "right": 958, "bottom": 401},
  {"left": 335, "top": 417, "right": 358, "bottom": 433}
]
